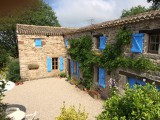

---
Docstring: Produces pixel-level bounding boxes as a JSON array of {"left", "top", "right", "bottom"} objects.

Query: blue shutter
[
  {"left": 128, "top": 77, "right": 145, "bottom": 88},
  {"left": 131, "top": 33, "right": 144, "bottom": 53},
  {"left": 71, "top": 60, "right": 74, "bottom": 74},
  {"left": 98, "top": 67, "right": 106, "bottom": 88},
  {"left": 35, "top": 39, "right": 42, "bottom": 47},
  {"left": 76, "top": 62, "right": 79, "bottom": 78},
  {"left": 99, "top": 36, "right": 106, "bottom": 50},
  {"left": 156, "top": 86, "right": 160, "bottom": 91},
  {"left": 65, "top": 39, "right": 68, "bottom": 47},
  {"left": 59, "top": 56, "right": 64, "bottom": 71},
  {"left": 47, "top": 57, "right": 52, "bottom": 72}
]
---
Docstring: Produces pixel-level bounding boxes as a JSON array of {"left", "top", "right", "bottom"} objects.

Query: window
[
  {"left": 52, "top": 58, "right": 58, "bottom": 70},
  {"left": 96, "top": 36, "right": 100, "bottom": 49},
  {"left": 35, "top": 39, "right": 42, "bottom": 47},
  {"left": 148, "top": 34, "right": 160, "bottom": 54}
]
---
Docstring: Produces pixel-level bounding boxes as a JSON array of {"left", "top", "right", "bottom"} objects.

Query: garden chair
[
  {"left": 25, "top": 111, "right": 37, "bottom": 120},
  {"left": 6, "top": 107, "right": 20, "bottom": 115}
]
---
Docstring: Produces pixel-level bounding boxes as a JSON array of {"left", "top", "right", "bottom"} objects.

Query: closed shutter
[
  {"left": 98, "top": 67, "right": 106, "bottom": 88},
  {"left": 65, "top": 39, "right": 68, "bottom": 47},
  {"left": 59, "top": 56, "right": 64, "bottom": 71},
  {"left": 128, "top": 77, "right": 145, "bottom": 88},
  {"left": 131, "top": 33, "right": 144, "bottom": 53},
  {"left": 35, "top": 39, "right": 42, "bottom": 47},
  {"left": 71, "top": 60, "right": 74, "bottom": 74},
  {"left": 47, "top": 57, "right": 52, "bottom": 72},
  {"left": 99, "top": 36, "right": 106, "bottom": 50},
  {"left": 76, "top": 62, "right": 79, "bottom": 78}
]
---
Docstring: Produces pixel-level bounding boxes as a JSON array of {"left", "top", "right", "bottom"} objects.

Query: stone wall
[
  {"left": 65, "top": 18, "right": 160, "bottom": 96},
  {"left": 17, "top": 35, "right": 67, "bottom": 80}
]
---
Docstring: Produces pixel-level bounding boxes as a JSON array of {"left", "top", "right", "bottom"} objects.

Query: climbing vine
[
  {"left": 68, "top": 35, "right": 95, "bottom": 89},
  {"left": 68, "top": 27, "right": 159, "bottom": 89}
]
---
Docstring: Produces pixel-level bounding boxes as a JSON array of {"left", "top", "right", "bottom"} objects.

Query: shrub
[
  {"left": 97, "top": 83, "right": 160, "bottom": 120},
  {"left": 6, "top": 59, "right": 20, "bottom": 83},
  {"left": 0, "top": 46, "right": 9, "bottom": 70},
  {"left": 0, "top": 81, "right": 10, "bottom": 120},
  {"left": 28, "top": 64, "right": 39, "bottom": 70},
  {"left": 60, "top": 72, "right": 66, "bottom": 78},
  {"left": 55, "top": 103, "right": 88, "bottom": 120}
]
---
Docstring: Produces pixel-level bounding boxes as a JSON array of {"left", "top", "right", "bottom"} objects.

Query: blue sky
[{"left": 44, "top": 0, "right": 151, "bottom": 28}]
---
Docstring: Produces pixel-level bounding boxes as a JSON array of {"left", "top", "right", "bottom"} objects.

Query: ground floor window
[{"left": 52, "top": 58, "right": 58, "bottom": 70}]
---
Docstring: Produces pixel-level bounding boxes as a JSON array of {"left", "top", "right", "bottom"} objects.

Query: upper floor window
[
  {"left": 35, "top": 38, "right": 42, "bottom": 47},
  {"left": 148, "top": 34, "right": 160, "bottom": 54}
]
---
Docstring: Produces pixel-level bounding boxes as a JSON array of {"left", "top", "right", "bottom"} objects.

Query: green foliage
[
  {"left": 68, "top": 35, "right": 94, "bottom": 89},
  {"left": 68, "top": 29, "right": 158, "bottom": 89},
  {"left": 148, "top": 0, "right": 160, "bottom": 10},
  {"left": 0, "top": 46, "right": 9, "bottom": 70},
  {"left": 0, "top": 81, "right": 9, "bottom": 120},
  {"left": 0, "top": 0, "right": 60, "bottom": 57},
  {"left": 6, "top": 59, "right": 20, "bottom": 82},
  {"left": 60, "top": 72, "right": 66, "bottom": 78},
  {"left": 121, "top": 5, "right": 148, "bottom": 18},
  {"left": 97, "top": 83, "right": 160, "bottom": 120},
  {"left": 99, "top": 28, "right": 132, "bottom": 71},
  {"left": 56, "top": 103, "right": 88, "bottom": 120}
]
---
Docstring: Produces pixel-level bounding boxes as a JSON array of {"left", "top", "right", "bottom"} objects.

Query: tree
[
  {"left": 121, "top": 5, "right": 148, "bottom": 18},
  {"left": 0, "top": 0, "right": 60, "bottom": 58},
  {"left": 147, "top": 0, "right": 160, "bottom": 10},
  {"left": 97, "top": 83, "right": 160, "bottom": 120}
]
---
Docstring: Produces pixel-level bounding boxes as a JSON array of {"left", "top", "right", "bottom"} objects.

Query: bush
[
  {"left": 55, "top": 103, "right": 88, "bottom": 120},
  {"left": 6, "top": 60, "right": 20, "bottom": 83},
  {"left": 97, "top": 83, "right": 160, "bottom": 120},
  {"left": 60, "top": 72, "right": 66, "bottom": 78},
  {"left": 0, "top": 46, "right": 9, "bottom": 70},
  {"left": 0, "top": 81, "right": 10, "bottom": 120}
]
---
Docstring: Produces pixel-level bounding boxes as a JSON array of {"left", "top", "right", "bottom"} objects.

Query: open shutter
[
  {"left": 59, "top": 56, "right": 64, "bottom": 71},
  {"left": 47, "top": 57, "right": 52, "bottom": 72},
  {"left": 131, "top": 33, "right": 144, "bottom": 53},
  {"left": 98, "top": 67, "right": 106, "bottom": 88},
  {"left": 35, "top": 39, "right": 42, "bottom": 47},
  {"left": 65, "top": 39, "right": 68, "bottom": 47},
  {"left": 99, "top": 36, "right": 106, "bottom": 50},
  {"left": 76, "top": 62, "right": 79, "bottom": 78},
  {"left": 71, "top": 60, "right": 74, "bottom": 74}
]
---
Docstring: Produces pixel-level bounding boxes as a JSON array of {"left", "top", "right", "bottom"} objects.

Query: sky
[{"left": 44, "top": 0, "right": 152, "bottom": 28}]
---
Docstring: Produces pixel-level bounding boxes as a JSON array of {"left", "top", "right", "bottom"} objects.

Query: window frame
[
  {"left": 148, "top": 34, "right": 160, "bottom": 54},
  {"left": 52, "top": 57, "right": 58, "bottom": 70}
]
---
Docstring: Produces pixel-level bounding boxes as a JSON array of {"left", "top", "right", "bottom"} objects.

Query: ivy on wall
[{"left": 68, "top": 27, "right": 159, "bottom": 89}]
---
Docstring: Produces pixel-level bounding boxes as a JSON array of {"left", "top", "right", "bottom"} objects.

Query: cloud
[{"left": 46, "top": 0, "right": 152, "bottom": 27}]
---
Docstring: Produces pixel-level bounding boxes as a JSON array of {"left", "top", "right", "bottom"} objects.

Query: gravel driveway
[{"left": 3, "top": 78, "right": 103, "bottom": 120}]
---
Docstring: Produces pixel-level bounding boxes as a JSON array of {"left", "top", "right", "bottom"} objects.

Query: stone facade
[
  {"left": 17, "top": 34, "right": 67, "bottom": 80},
  {"left": 65, "top": 18, "right": 160, "bottom": 98}
]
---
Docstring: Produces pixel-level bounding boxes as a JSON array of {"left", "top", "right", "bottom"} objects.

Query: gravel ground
[{"left": 3, "top": 78, "right": 103, "bottom": 120}]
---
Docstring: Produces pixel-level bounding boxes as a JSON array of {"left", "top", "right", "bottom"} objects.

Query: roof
[
  {"left": 66, "top": 10, "right": 160, "bottom": 34},
  {"left": 16, "top": 24, "right": 77, "bottom": 36},
  {"left": 17, "top": 10, "right": 160, "bottom": 36}
]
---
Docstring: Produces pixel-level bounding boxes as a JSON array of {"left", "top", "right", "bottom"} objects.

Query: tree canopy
[
  {"left": 0, "top": 0, "right": 60, "bottom": 58},
  {"left": 147, "top": 0, "right": 160, "bottom": 10},
  {"left": 121, "top": 5, "right": 148, "bottom": 18}
]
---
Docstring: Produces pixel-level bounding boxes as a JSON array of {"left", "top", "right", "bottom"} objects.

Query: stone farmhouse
[{"left": 17, "top": 10, "right": 160, "bottom": 98}]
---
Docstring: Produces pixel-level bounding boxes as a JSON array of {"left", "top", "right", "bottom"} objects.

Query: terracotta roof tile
[{"left": 16, "top": 24, "right": 77, "bottom": 36}]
